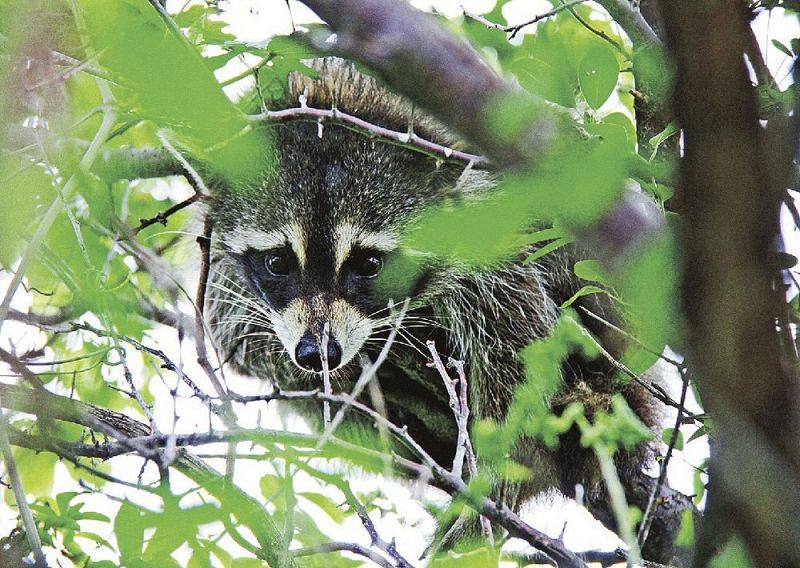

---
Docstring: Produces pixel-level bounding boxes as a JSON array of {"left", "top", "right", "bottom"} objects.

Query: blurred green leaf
[
  {"left": 648, "top": 121, "right": 680, "bottom": 155},
  {"left": 298, "top": 492, "right": 347, "bottom": 524},
  {"left": 710, "top": 537, "right": 753, "bottom": 568},
  {"left": 79, "top": 0, "right": 268, "bottom": 185},
  {"left": 616, "top": 230, "right": 681, "bottom": 374},
  {"left": 114, "top": 500, "right": 148, "bottom": 561},
  {"left": 771, "top": 38, "right": 793, "bottom": 57},
  {"left": 579, "top": 395, "right": 653, "bottom": 451}
]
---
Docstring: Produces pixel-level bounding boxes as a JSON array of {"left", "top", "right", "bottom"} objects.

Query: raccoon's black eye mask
[
  {"left": 233, "top": 246, "right": 386, "bottom": 313},
  {"left": 236, "top": 246, "right": 300, "bottom": 310},
  {"left": 264, "top": 248, "right": 297, "bottom": 277},
  {"left": 344, "top": 248, "right": 383, "bottom": 279}
]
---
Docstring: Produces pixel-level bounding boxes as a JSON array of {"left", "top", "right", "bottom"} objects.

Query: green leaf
[
  {"left": 662, "top": 427, "right": 685, "bottom": 451},
  {"left": 75, "top": 530, "right": 115, "bottom": 552},
  {"left": 560, "top": 285, "right": 606, "bottom": 308},
  {"left": 573, "top": 260, "right": 605, "bottom": 283},
  {"left": 11, "top": 449, "right": 57, "bottom": 496},
  {"left": 0, "top": 156, "right": 56, "bottom": 267},
  {"left": 693, "top": 467, "right": 707, "bottom": 504},
  {"left": 648, "top": 121, "right": 680, "bottom": 155},
  {"left": 230, "top": 559, "right": 265, "bottom": 568},
  {"left": 687, "top": 423, "right": 711, "bottom": 444},
  {"left": 78, "top": 0, "right": 268, "bottom": 185},
  {"left": 524, "top": 237, "right": 573, "bottom": 264},
  {"left": 617, "top": 231, "right": 680, "bottom": 374},
  {"left": 114, "top": 500, "right": 147, "bottom": 560},
  {"left": 771, "top": 38, "right": 793, "bottom": 57},
  {"left": 710, "top": 537, "right": 753, "bottom": 568},
  {"left": 578, "top": 47, "right": 619, "bottom": 110},
  {"left": 579, "top": 395, "right": 653, "bottom": 451},
  {"left": 676, "top": 507, "right": 695, "bottom": 548},
  {"left": 430, "top": 546, "right": 498, "bottom": 567},
  {"left": 298, "top": 492, "right": 347, "bottom": 524},
  {"left": 259, "top": 474, "right": 282, "bottom": 501}
]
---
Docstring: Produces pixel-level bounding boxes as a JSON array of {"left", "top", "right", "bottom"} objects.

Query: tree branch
[
  {"left": 0, "top": 378, "right": 587, "bottom": 567},
  {"left": 0, "top": 381, "right": 297, "bottom": 567},
  {"left": 249, "top": 106, "right": 487, "bottom": 167},
  {"left": 0, "top": 412, "right": 46, "bottom": 567},
  {"left": 299, "top": 0, "right": 552, "bottom": 169},
  {"left": 298, "top": 0, "right": 664, "bottom": 264},
  {"left": 658, "top": 1, "right": 800, "bottom": 565},
  {"left": 463, "top": 0, "right": 589, "bottom": 39},
  {"left": 293, "top": 542, "right": 394, "bottom": 568},
  {"left": 594, "top": 0, "right": 661, "bottom": 48}
]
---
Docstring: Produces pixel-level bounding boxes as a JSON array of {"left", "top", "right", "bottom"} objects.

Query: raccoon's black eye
[
  {"left": 264, "top": 249, "right": 296, "bottom": 277},
  {"left": 348, "top": 250, "right": 383, "bottom": 278}
]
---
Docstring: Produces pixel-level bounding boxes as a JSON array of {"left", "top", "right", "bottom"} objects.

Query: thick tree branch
[
  {"left": 299, "top": 0, "right": 552, "bottom": 169},
  {"left": 594, "top": 0, "right": 661, "bottom": 48},
  {"left": 658, "top": 1, "right": 800, "bottom": 565},
  {"left": 298, "top": 0, "right": 664, "bottom": 264}
]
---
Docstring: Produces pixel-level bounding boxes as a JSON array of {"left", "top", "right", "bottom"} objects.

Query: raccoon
[{"left": 206, "top": 59, "right": 693, "bottom": 564}]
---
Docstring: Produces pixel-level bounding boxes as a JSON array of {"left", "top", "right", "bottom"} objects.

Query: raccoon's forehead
[
  {"left": 214, "top": 125, "right": 459, "bottom": 259},
  {"left": 274, "top": 125, "right": 449, "bottom": 224}
]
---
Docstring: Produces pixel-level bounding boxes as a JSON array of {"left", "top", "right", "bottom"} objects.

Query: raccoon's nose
[{"left": 295, "top": 335, "right": 342, "bottom": 372}]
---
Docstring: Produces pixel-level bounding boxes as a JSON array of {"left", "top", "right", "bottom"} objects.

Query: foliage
[{"left": 0, "top": 0, "right": 796, "bottom": 566}]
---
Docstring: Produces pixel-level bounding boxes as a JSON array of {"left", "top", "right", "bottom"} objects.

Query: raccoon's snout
[{"left": 295, "top": 333, "right": 343, "bottom": 373}]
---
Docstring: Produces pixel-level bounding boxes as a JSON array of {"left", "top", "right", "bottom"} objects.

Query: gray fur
[{"left": 206, "top": 59, "right": 690, "bottom": 564}]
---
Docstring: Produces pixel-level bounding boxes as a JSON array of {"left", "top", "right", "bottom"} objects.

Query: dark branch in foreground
[
  {"left": 298, "top": 0, "right": 664, "bottom": 263},
  {"left": 659, "top": 1, "right": 800, "bottom": 566}
]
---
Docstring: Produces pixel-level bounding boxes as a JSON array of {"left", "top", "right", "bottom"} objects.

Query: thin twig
[
  {"left": 249, "top": 106, "right": 487, "bottom": 167},
  {"left": 561, "top": 0, "right": 627, "bottom": 55},
  {"left": 744, "top": 23, "right": 777, "bottom": 88},
  {"left": 570, "top": 313, "right": 703, "bottom": 425},
  {"left": 0, "top": 411, "right": 47, "bottom": 567},
  {"left": 192, "top": 216, "right": 239, "bottom": 479},
  {"left": 593, "top": 0, "right": 661, "bottom": 47},
  {"left": 637, "top": 367, "right": 690, "bottom": 547},
  {"left": 320, "top": 321, "right": 332, "bottom": 427},
  {"left": 131, "top": 193, "right": 204, "bottom": 236},
  {"left": 157, "top": 130, "right": 209, "bottom": 196},
  {"left": 464, "top": 0, "right": 588, "bottom": 39},
  {"left": 317, "top": 298, "right": 409, "bottom": 447},
  {"left": 577, "top": 306, "right": 685, "bottom": 368},
  {"left": 426, "top": 342, "right": 467, "bottom": 477},
  {"left": 117, "top": 349, "right": 157, "bottom": 431},
  {"left": 0, "top": 380, "right": 585, "bottom": 567},
  {"left": 68, "top": 322, "right": 223, "bottom": 414},
  {"left": 285, "top": 457, "right": 414, "bottom": 568},
  {"left": 426, "top": 342, "right": 493, "bottom": 543},
  {"left": 293, "top": 541, "right": 395, "bottom": 568},
  {"left": 219, "top": 56, "right": 271, "bottom": 88}
]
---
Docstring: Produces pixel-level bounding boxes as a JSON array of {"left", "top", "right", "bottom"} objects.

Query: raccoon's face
[
  {"left": 212, "top": 124, "right": 460, "bottom": 375},
  {"left": 223, "top": 220, "right": 398, "bottom": 372}
]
